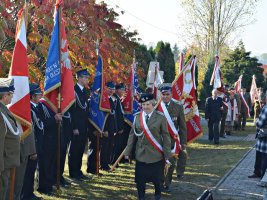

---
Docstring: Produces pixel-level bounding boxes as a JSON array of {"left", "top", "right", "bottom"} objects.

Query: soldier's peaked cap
[
  {"left": 29, "top": 84, "right": 42, "bottom": 95},
  {"left": 0, "top": 78, "right": 14, "bottom": 93},
  {"left": 76, "top": 69, "right": 89, "bottom": 77},
  {"left": 106, "top": 81, "right": 115, "bottom": 89}
]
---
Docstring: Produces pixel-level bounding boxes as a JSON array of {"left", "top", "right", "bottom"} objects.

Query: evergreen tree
[
  {"left": 221, "top": 41, "right": 265, "bottom": 90},
  {"left": 155, "top": 41, "right": 175, "bottom": 83}
]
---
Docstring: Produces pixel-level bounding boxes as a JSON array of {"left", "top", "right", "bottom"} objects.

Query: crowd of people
[
  {"left": 0, "top": 69, "right": 189, "bottom": 200},
  {"left": 205, "top": 85, "right": 265, "bottom": 145}
]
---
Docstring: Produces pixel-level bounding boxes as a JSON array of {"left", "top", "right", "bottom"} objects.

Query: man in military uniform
[
  {"left": 233, "top": 89, "right": 241, "bottom": 131},
  {"left": 21, "top": 84, "right": 43, "bottom": 200},
  {"left": 219, "top": 85, "right": 229, "bottom": 138},
  {"left": 69, "top": 69, "right": 89, "bottom": 180},
  {"left": 157, "top": 84, "right": 187, "bottom": 192},
  {"left": 100, "top": 81, "right": 116, "bottom": 171},
  {"left": 239, "top": 87, "right": 252, "bottom": 131},
  {"left": 37, "top": 99, "right": 62, "bottom": 195},
  {"left": 124, "top": 93, "right": 172, "bottom": 200},
  {"left": 254, "top": 88, "right": 264, "bottom": 124},
  {"left": 0, "top": 78, "right": 20, "bottom": 199},
  {"left": 111, "top": 83, "right": 125, "bottom": 165}
]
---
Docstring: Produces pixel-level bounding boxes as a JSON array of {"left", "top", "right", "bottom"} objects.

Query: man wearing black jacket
[
  {"left": 68, "top": 69, "right": 89, "bottom": 180},
  {"left": 205, "top": 89, "right": 223, "bottom": 145}
]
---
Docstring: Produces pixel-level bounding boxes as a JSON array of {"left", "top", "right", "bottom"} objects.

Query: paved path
[{"left": 214, "top": 147, "right": 264, "bottom": 200}]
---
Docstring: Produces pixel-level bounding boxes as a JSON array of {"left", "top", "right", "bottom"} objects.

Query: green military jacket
[
  {"left": 234, "top": 93, "right": 241, "bottom": 114},
  {"left": 0, "top": 102, "right": 20, "bottom": 173},
  {"left": 165, "top": 100, "right": 187, "bottom": 145},
  {"left": 125, "top": 110, "right": 171, "bottom": 163}
]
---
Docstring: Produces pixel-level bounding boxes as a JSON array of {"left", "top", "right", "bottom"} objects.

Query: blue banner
[
  {"left": 88, "top": 55, "right": 108, "bottom": 132},
  {"left": 44, "top": 11, "right": 61, "bottom": 94}
]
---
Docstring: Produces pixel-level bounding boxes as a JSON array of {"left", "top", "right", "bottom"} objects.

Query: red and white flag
[
  {"left": 172, "top": 56, "right": 202, "bottom": 143},
  {"left": 234, "top": 75, "right": 242, "bottom": 93},
  {"left": 250, "top": 75, "right": 258, "bottom": 104},
  {"left": 8, "top": 7, "right": 32, "bottom": 140},
  {"left": 210, "top": 55, "right": 223, "bottom": 92}
]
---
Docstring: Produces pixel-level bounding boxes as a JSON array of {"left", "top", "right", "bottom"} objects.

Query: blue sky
[{"left": 99, "top": 0, "right": 267, "bottom": 56}]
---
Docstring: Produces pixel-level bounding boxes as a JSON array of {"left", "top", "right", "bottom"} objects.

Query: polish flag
[{"left": 8, "top": 7, "right": 32, "bottom": 140}]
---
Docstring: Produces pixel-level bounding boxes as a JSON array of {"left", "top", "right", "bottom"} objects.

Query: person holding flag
[
  {"left": 42, "top": 0, "right": 75, "bottom": 190},
  {"left": 157, "top": 83, "right": 187, "bottom": 192},
  {"left": 124, "top": 93, "right": 172, "bottom": 200},
  {"left": 239, "top": 86, "right": 252, "bottom": 131}
]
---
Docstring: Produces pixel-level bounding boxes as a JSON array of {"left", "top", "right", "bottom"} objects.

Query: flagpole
[
  {"left": 95, "top": 39, "right": 100, "bottom": 176},
  {"left": 56, "top": 1, "right": 62, "bottom": 191}
]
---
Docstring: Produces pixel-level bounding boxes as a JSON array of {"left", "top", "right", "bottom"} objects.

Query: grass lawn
[{"left": 38, "top": 124, "right": 256, "bottom": 200}]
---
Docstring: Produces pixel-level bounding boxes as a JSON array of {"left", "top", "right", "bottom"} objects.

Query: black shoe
[
  {"left": 248, "top": 173, "right": 261, "bottom": 178},
  {"left": 162, "top": 186, "right": 171, "bottom": 193},
  {"left": 214, "top": 142, "right": 219, "bottom": 145},
  {"left": 37, "top": 188, "right": 52, "bottom": 196},
  {"left": 22, "top": 194, "right": 42, "bottom": 200},
  {"left": 177, "top": 174, "right": 184, "bottom": 179},
  {"left": 220, "top": 135, "right": 226, "bottom": 138},
  {"left": 79, "top": 173, "right": 91, "bottom": 180},
  {"left": 100, "top": 166, "right": 111, "bottom": 171},
  {"left": 60, "top": 176, "right": 71, "bottom": 186}
]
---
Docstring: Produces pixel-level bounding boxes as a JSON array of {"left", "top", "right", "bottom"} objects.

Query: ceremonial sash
[
  {"left": 240, "top": 94, "right": 250, "bottom": 117},
  {"left": 158, "top": 101, "right": 181, "bottom": 154},
  {"left": 139, "top": 111, "right": 163, "bottom": 154}
]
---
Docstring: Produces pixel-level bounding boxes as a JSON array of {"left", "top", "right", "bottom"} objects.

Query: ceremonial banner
[
  {"left": 210, "top": 55, "right": 223, "bottom": 91},
  {"left": 124, "top": 61, "right": 141, "bottom": 126},
  {"left": 8, "top": 6, "right": 32, "bottom": 140},
  {"left": 250, "top": 75, "right": 258, "bottom": 104},
  {"left": 172, "top": 56, "right": 202, "bottom": 143},
  {"left": 89, "top": 55, "right": 109, "bottom": 132},
  {"left": 43, "top": 0, "right": 75, "bottom": 113},
  {"left": 122, "top": 63, "right": 134, "bottom": 114}
]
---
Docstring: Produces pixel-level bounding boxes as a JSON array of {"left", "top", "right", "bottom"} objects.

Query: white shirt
[
  {"left": 144, "top": 110, "right": 154, "bottom": 119},
  {"left": 30, "top": 101, "right": 37, "bottom": 107},
  {"left": 77, "top": 83, "right": 84, "bottom": 91}
]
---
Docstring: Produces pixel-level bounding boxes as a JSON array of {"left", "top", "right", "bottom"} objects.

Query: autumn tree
[
  {"left": 180, "top": 0, "right": 258, "bottom": 55},
  {"left": 0, "top": 0, "right": 140, "bottom": 86}
]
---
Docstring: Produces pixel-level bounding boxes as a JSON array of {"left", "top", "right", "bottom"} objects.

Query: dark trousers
[
  {"left": 87, "top": 134, "right": 97, "bottom": 174},
  {"left": 21, "top": 158, "right": 38, "bottom": 199},
  {"left": 220, "top": 112, "right": 227, "bottom": 136},
  {"left": 100, "top": 135, "right": 113, "bottom": 169},
  {"left": 111, "top": 134, "right": 122, "bottom": 164},
  {"left": 60, "top": 135, "right": 70, "bottom": 177},
  {"left": 208, "top": 120, "right": 220, "bottom": 144},
  {"left": 254, "top": 150, "right": 262, "bottom": 177},
  {"left": 68, "top": 132, "right": 87, "bottom": 177},
  {"left": 260, "top": 152, "right": 267, "bottom": 178},
  {"left": 135, "top": 160, "right": 163, "bottom": 199},
  {"left": 38, "top": 135, "right": 57, "bottom": 191},
  {"left": 239, "top": 112, "right": 247, "bottom": 129}
]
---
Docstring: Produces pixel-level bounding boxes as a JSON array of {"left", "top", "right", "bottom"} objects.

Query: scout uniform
[
  {"left": 0, "top": 78, "right": 20, "bottom": 200},
  {"left": 124, "top": 93, "right": 171, "bottom": 200}
]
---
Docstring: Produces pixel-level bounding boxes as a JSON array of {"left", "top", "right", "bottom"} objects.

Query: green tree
[
  {"left": 155, "top": 41, "right": 175, "bottom": 83},
  {"left": 199, "top": 57, "right": 214, "bottom": 108},
  {"left": 135, "top": 44, "right": 154, "bottom": 89},
  {"left": 221, "top": 41, "right": 265, "bottom": 90}
]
